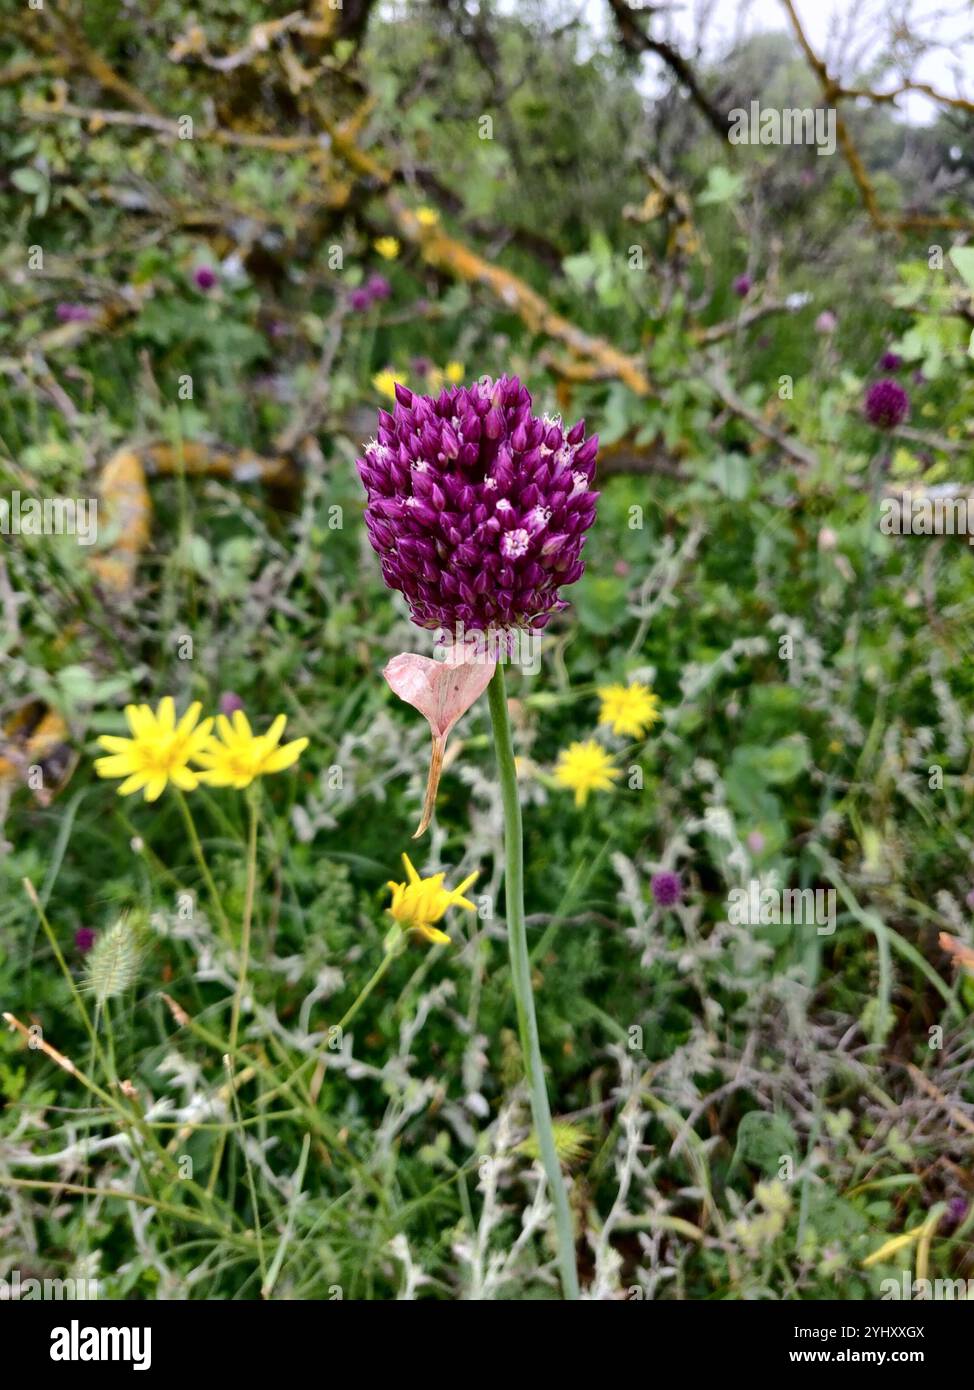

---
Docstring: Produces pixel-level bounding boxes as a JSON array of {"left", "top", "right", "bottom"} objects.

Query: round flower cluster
[
  {"left": 864, "top": 377, "right": 909, "bottom": 430},
  {"left": 358, "top": 374, "right": 599, "bottom": 632}
]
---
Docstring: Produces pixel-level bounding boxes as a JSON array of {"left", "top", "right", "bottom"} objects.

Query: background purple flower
[
  {"left": 193, "top": 266, "right": 217, "bottom": 291},
  {"left": 358, "top": 374, "right": 598, "bottom": 631},
  {"left": 75, "top": 927, "right": 96, "bottom": 953},
  {"left": 56, "top": 303, "right": 93, "bottom": 324},
  {"left": 946, "top": 1196, "right": 968, "bottom": 1227},
  {"left": 733, "top": 274, "right": 752, "bottom": 298},
  {"left": 349, "top": 287, "right": 372, "bottom": 312},
  {"left": 219, "top": 691, "right": 244, "bottom": 716},
  {"left": 864, "top": 378, "right": 909, "bottom": 430},
  {"left": 365, "top": 273, "right": 391, "bottom": 302},
  {"left": 879, "top": 351, "right": 902, "bottom": 371},
  {"left": 815, "top": 310, "right": 837, "bottom": 334},
  {"left": 651, "top": 871, "right": 682, "bottom": 906}
]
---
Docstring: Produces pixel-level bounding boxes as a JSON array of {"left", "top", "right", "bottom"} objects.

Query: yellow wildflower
[
  {"left": 94, "top": 698, "right": 213, "bottom": 802},
  {"left": 386, "top": 852, "right": 478, "bottom": 945},
  {"left": 553, "top": 740, "right": 620, "bottom": 807},
  {"left": 415, "top": 206, "right": 440, "bottom": 228},
  {"left": 372, "top": 369, "right": 400, "bottom": 400},
  {"left": 597, "top": 681, "right": 661, "bottom": 738},
  {"left": 374, "top": 236, "right": 400, "bottom": 260},
  {"left": 195, "top": 710, "right": 308, "bottom": 790},
  {"left": 444, "top": 360, "right": 464, "bottom": 383}
]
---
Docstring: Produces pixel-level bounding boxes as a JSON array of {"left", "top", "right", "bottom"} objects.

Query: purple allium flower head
[
  {"left": 56, "top": 303, "right": 93, "bottom": 324},
  {"left": 365, "top": 273, "right": 391, "bottom": 302},
  {"left": 75, "top": 927, "right": 96, "bottom": 953},
  {"left": 864, "top": 378, "right": 909, "bottom": 430},
  {"left": 913, "top": 369, "right": 926, "bottom": 386},
  {"left": 815, "top": 310, "right": 837, "bottom": 334},
  {"left": 193, "top": 266, "right": 217, "bottom": 291},
  {"left": 358, "top": 375, "right": 599, "bottom": 632},
  {"left": 650, "top": 871, "right": 682, "bottom": 906},
  {"left": 879, "top": 351, "right": 902, "bottom": 371},
  {"left": 219, "top": 691, "right": 244, "bottom": 717},
  {"left": 733, "top": 274, "right": 752, "bottom": 298},
  {"left": 349, "top": 287, "right": 372, "bottom": 312}
]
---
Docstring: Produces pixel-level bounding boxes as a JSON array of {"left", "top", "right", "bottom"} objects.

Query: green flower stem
[
  {"left": 208, "top": 785, "right": 261, "bottom": 1195},
  {"left": 175, "top": 789, "right": 232, "bottom": 943},
  {"left": 337, "top": 946, "right": 399, "bottom": 1032},
  {"left": 486, "top": 662, "right": 580, "bottom": 1300},
  {"left": 228, "top": 786, "right": 260, "bottom": 1059}
]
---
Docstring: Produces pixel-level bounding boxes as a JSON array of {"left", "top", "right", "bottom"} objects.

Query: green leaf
[
  {"left": 573, "top": 573, "right": 629, "bottom": 635},
  {"left": 948, "top": 246, "right": 974, "bottom": 293},
  {"left": 731, "top": 1110, "right": 797, "bottom": 1175},
  {"left": 698, "top": 165, "right": 745, "bottom": 206}
]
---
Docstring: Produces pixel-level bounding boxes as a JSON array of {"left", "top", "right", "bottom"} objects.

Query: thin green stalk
[
  {"left": 337, "top": 950, "right": 396, "bottom": 1032},
  {"left": 486, "top": 663, "right": 579, "bottom": 1300},
  {"left": 175, "top": 789, "right": 232, "bottom": 942},
  {"left": 209, "top": 785, "right": 260, "bottom": 1193},
  {"left": 229, "top": 787, "right": 260, "bottom": 1060}
]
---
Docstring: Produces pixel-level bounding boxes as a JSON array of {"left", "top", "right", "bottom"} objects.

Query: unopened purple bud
[
  {"left": 193, "top": 266, "right": 217, "bottom": 291},
  {"left": 651, "top": 871, "right": 682, "bottom": 906},
  {"left": 733, "top": 274, "right": 752, "bottom": 298},
  {"left": 219, "top": 691, "right": 244, "bottom": 716}
]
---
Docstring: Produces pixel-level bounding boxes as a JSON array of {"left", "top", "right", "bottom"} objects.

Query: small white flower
[{"left": 501, "top": 528, "right": 530, "bottom": 559}]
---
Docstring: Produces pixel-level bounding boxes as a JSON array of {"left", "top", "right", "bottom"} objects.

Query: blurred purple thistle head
[
  {"left": 219, "top": 691, "right": 244, "bottom": 717},
  {"left": 56, "top": 303, "right": 94, "bottom": 323},
  {"left": 864, "top": 378, "right": 909, "bottom": 430},
  {"left": 879, "top": 351, "right": 903, "bottom": 371},
  {"left": 358, "top": 374, "right": 599, "bottom": 632},
  {"left": 193, "top": 266, "right": 217, "bottom": 291},
  {"left": 75, "top": 927, "right": 96, "bottom": 953},
  {"left": 365, "top": 273, "right": 391, "bottom": 302},
  {"left": 815, "top": 310, "right": 837, "bottom": 334},
  {"left": 349, "top": 287, "right": 372, "bottom": 312},
  {"left": 651, "top": 871, "right": 682, "bottom": 906},
  {"left": 946, "top": 1196, "right": 968, "bottom": 1226},
  {"left": 733, "top": 274, "right": 752, "bottom": 298}
]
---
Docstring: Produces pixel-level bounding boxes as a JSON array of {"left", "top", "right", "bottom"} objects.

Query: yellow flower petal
[
  {"left": 144, "top": 774, "right": 167, "bottom": 802},
  {"left": 117, "top": 772, "right": 149, "bottom": 796}
]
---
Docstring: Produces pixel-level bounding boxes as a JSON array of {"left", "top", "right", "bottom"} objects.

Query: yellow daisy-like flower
[
  {"left": 95, "top": 698, "right": 214, "bottom": 802},
  {"left": 597, "top": 682, "right": 661, "bottom": 739},
  {"left": 444, "top": 360, "right": 464, "bottom": 383},
  {"left": 415, "top": 206, "right": 440, "bottom": 228},
  {"left": 553, "top": 740, "right": 620, "bottom": 807},
  {"left": 372, "top": 369, "right": 400, "bottom": 400},
  {"left": 374, "top": 236, "right": 400, "bottom": 260},
  {"left": 195, "top": 710, "right": 308, "bottom": 790},
  {"left": 386, "top": 853, "right": 478, "bottom": 945}
]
